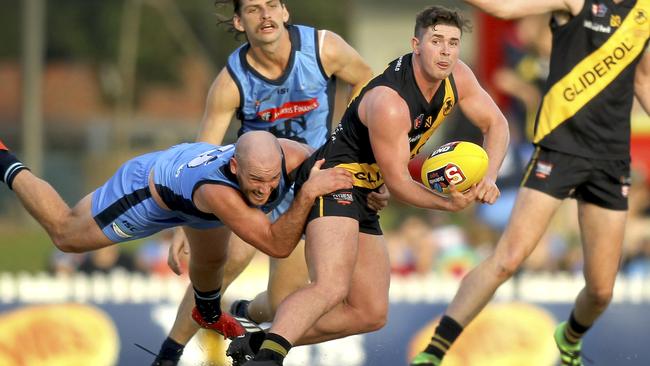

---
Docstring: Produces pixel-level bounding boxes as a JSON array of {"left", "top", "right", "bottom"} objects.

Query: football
[{"left": 408, "top": 141, "right": 488, "bottom": 195}]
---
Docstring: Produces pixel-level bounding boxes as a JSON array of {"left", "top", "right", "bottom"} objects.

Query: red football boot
[
  {"left": 191, "top": 307, "right": 246, "bottom": 339},
  {"left": 0, "top": 140, "right": 8, "bottom": 151}
]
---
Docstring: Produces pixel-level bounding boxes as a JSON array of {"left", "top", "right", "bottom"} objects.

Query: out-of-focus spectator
[
  {"left": 475, "top": 14, "right": 552, "bottom": 240},
  {"left": 386, "top": 231, "right": 417, "bottom": 276},
  {"left": 492, "top": 14, "right": 551, "bottom": 141},
  {"left": 47, "top": 250, "right": 85, "bottom": 275},
  {"left": 624, "top": 238, "right": 650, "bottom": 277},
  {"left": 77, "top": 245, "right": 139, "bottom": 274}
]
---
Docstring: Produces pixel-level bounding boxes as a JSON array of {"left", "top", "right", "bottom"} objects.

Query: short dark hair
[
  {"left": 213, "top": 0, "right": 287, "bottom": 39},
  {"left": 414, "top": 5, "right": 472, "bottom": 39},
  {"left": 215, "top": 0, "right": 286, "bottom": 16}
]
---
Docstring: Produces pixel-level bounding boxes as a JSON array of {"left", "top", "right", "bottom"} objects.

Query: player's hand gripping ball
[{"left": 408, "top": 141, "right": 488, "bottom": 195}]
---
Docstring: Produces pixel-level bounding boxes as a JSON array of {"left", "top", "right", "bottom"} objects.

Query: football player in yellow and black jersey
[
  {"left": 411, "top": 1, "right": 650, "bottom": 366},
  {"left": 240, "top": 6, "right": 509, "bottom": 366}
]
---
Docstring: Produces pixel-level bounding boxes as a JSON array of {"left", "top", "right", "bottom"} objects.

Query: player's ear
[
  {"left": 230, "top": 157, "right": 239, "bottom": 175},
  {"left": 281, "top": 3, "right": 290, "bottom": 23},
  {"left": 233, "top": 14, "right": 244, "bottom": 33},
  {"left": 411, "top": 36, "right": 420, "bottom": 55}
]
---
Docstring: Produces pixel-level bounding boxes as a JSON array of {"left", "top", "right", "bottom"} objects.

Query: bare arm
[
  {"left": 361, "top": 87, "right": 476, "bottom": 212},
  {"left": 196, "top": 68, "right": 240, "bottom": 144},
  {"left": 455, "top": 60, "right": 510, "bottom": 204},
  {"left": 634, "top": 49, "right": 650, "bottom": 114},
  {"left": 319, "top": 30, "right": 373, "bottom": 101},
  {"left": 463, "top": 0, "right": 582, "bottom": 19},
  {"left": 194, "top": 160, "right": 353, "bottom": 258},
  {"left": 277, "top": 138, "right": 316, "bottom": 173}
]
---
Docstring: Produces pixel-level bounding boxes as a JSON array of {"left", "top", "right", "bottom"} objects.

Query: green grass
[
  {"left": 0, "top": 223, "right": 146, "bottom": 273},
  {"left": 0, "top": 225, "right": 54, "bottom": 272}
]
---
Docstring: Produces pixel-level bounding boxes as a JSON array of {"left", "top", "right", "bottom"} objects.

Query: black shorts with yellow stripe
[
  {"left": 521, "top": 146, "right": 630, "bottom": 211},
  {"left": 293, "top": 152, "right": 383, "bottom": 235},
  {"left": 307, "top": 187, "right": 382, "bottom": 235}
]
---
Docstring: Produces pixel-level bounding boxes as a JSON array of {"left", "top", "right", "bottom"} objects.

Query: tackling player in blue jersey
[{"left": 0, "top": 131, "right": 353, "bottom": 341}]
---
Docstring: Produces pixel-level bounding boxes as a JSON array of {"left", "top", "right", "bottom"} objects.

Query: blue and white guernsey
[
  {"left": 91, "top": 142, "right": 290, "bottom": 243},
  {"left": 152, "top": 142, "right": 289, "bottom": 218},
  {"left": 227, "top": 24, "right": 336, "bottom": 148}
]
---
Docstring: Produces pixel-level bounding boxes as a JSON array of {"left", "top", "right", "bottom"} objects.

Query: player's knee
[
  {"left": 493, "top": 251, "right": 525, "bottom": 280},
  {"left": 585, "top": 285, "right": 613, "bottom": 309},
  {"left": 315, "top": 281, "right": 349, "bottom": 309},
  {"left": 356, "top": 303, "right": 388, "bottom": 333}
]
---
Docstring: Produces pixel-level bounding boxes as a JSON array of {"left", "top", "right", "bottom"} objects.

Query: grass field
[{"left": 0, "top": 222, "right": 146, "bottom": 273}]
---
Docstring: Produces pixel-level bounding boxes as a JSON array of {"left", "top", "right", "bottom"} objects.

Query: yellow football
[{"left": 410, "top": 141, "right": 489, "bottom": 195}]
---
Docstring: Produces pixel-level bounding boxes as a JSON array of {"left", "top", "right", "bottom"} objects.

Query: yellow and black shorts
[
  {"left": 306, "top": 187, "right": 382, "bottom": 235},
  {"left": 294, "top": 151, "right": 383, "bottom": 235}
]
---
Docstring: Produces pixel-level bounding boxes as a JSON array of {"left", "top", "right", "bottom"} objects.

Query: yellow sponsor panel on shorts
[{"left": 336, "top": 162, "right": 383, "bottom": 189}]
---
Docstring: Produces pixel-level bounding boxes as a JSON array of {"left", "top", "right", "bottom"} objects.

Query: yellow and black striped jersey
[
  {"left": 316, "top": 53, "right": 458, "bottom": 189},
  {"left": 534, "top": 0, "right": 650, "bottom": 159}
]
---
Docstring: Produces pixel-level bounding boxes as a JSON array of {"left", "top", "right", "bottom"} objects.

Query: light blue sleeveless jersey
[
  {"left": 91, "top": 142, "right": 290, "bottom": 243},
  {"left": 227, "top": 24, "right": 335, "bottom": 148}
]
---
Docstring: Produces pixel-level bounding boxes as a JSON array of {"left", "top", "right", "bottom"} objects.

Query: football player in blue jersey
[
  {"left": 411, "top": 1, "right": 650, "bottom": 365},
  {"left": 0, "top": 131, "right": 352, "bottom": 344},
  {"left": 153, "top": 0, "right": 382, "bottom": 364}
]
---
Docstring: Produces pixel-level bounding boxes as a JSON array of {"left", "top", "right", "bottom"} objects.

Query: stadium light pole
[
  {"left": 115, "top": 0, "right": 143, "bottom": 152},
  {"left": 21, "top": 0, "right": 45, "bottom": 178}
]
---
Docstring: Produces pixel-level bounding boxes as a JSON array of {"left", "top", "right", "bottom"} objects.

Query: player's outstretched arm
[
  {"left": 195, "top": 160, "right": 353, "bottom": 258},
  {"left": 363, "top": 87, "right": 476, "bottom": 212},
  {"left": 463, "top": 0, "right": 582, "bottom": 19},
  {"left": 454, "top": 60, "right": 509, "bottom": 204}
]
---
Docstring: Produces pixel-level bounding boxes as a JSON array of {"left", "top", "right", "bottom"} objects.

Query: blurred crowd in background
[{"left": 1, "top": 1, "right": 649, "bottom": 279}]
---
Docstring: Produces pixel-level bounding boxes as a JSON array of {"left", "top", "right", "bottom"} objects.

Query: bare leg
[
  {"left": 247, "top": 239, "right": 309, "bottom": 323},
  {"left": 185, "top": 226, "right": 230, "bottom": 294},
  {"left": 297, "top": 232, "right": 390, "bottom": 345},
  {"left": 446, "top": 188, "right": 563, "bottom": 325},
  {"left": 222, "top": 234, "right": 258, "bottom": 290},
  {"left": 11, "top": 170, "right": 113, "bottom": 251},
  {"left": 268, "top": 216, "right": 360, "bottom": 344},
  {"left": 166, "top": 285, "right": 199, "bottom": 344},
  {"left": 165, "top": 232, "right": 256, "bottom": 346},
  {"left": 573, "top": 202, "right": 626, "bottom": 326}
]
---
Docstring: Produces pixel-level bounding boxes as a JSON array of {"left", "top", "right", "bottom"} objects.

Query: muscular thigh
[
  {"left": 346, "top": 233, "right": 391, "bottom": 308},
  {"left": 305, "top": 216, "right": 359, "bottom": 287}
]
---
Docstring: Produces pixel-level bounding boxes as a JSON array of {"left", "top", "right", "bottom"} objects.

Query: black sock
[
  {"left": 255, "top": 332, "right": 292, "bottom": 362},
  {"left": 423, "top": 315, "right": 463, "bottom": 360},
  {"left": 156, "top": 337, "right": 184, "bottom": 362},
  {"left": 565, "top": 311, "right": 591, "bottom": 344},
  {"left": 193, "top": 286, "right": 222, "bottom": 323},
  {"left": 0, "top": 150, "right": 29, "bottom": 190},
  {"left": 236, "top": 299, "right": 253, "bottom": 319}
]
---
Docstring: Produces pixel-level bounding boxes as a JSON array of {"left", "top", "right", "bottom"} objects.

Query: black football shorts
[
  {"left": 306, "top": 187, "right": 383, "bottom": 235},
  {"left": 293, "top": 151, "right": 383, "bottom": 235},
  {"left": 521, "top": 146, "right": 631, "bottom": 211}
]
